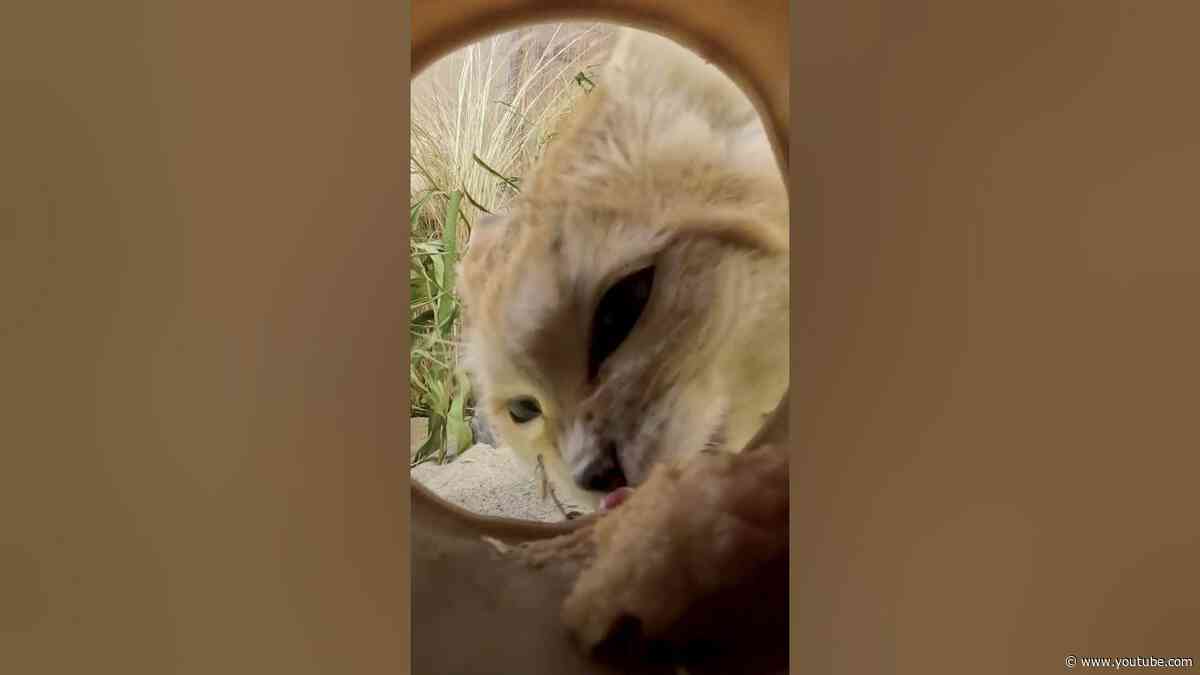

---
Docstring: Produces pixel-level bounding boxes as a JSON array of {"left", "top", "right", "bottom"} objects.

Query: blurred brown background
[
  {"left": 792, "top": 2, "right": 1200, "bottom": 673},
  {"left": 2, "top": 0, "right": 411, "bottom": 672}
]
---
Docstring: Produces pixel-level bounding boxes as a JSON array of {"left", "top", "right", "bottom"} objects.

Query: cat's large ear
[
  {"left": 465, "top": 213, "right": 508, "bottom": 255},
  {"left": 457, "top": 212, "right": 510, "bottom": 306}
]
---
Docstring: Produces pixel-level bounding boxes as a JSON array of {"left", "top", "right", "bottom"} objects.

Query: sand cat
[{"left": 457, "top": 26, "right": 788, "bottom": 512}]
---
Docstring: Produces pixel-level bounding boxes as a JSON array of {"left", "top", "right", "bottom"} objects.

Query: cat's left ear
[{"left": 465, "top": 213, "right": 509, "bottom": 255}]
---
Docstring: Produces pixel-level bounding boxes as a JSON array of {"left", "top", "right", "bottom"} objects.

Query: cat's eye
[
  {"left": 507, "top": 397, "right": 542, "bottom": 424},
  {"left": 588, "top": 265, "right": 655, "bottom": 380}
]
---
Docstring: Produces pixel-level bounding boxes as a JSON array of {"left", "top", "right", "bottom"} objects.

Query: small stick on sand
[{"left": 536, "top": 454, "right": 573, "bottom": 520}]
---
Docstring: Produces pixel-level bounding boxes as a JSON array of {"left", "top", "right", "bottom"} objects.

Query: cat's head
[{"left": 453, "top": 27, "right": 788, "bottom": 510}]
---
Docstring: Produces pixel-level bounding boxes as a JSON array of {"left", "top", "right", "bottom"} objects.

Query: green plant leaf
[
  {"left": 410, "top": 191, "right": 434, "bottom": 224},
  {"left": 412, "top": 241, "right": 444, "bottom": 255},
  {"left": 415, "top": 414, "right": 445, "bottom": 465},
  {"left": 410, "top": 309, "right": 435, "bottom": 330},
  {"left": 431, "top": 377, "right": 448, "bottom": 413},
  {"left": 435, "top": 304, "right": 459, "bottom": 337},
  {"left": 429, "top": 254, "right": 445, "bottom": 294},
  {"left": 456, "top": 370, "right": 476, "bottom": 448},
  {"left": 444, "top": 381, "right": 470, "bottom": 462},
  {"left": 436, "top": 192, "right": 462, "bottom": 335}
]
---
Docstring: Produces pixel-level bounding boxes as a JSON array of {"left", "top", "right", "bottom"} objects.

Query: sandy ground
[{"left": 411, "top": 418, "right": 587, "bottom": 522}]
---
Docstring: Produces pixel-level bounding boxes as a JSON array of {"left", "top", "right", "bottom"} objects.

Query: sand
[{"left": 411, "top": 418, "right": 588, "bottom": 522}]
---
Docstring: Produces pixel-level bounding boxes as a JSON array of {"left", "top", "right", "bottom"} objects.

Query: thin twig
[
  {"left": 536, "top": 454, "right": 548, "bottom": 498},
  {"left": 472, "top": 152, "right": 521, "bottom": 192},
  {"left": 411, "top": 453, "right": 437, "bottom": 469},
  {"left": 536, "top": 454, "right": 571, "bottom": 519}
]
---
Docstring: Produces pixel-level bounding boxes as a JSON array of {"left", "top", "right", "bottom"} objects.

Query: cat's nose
[{"left": 577, "top": 442, "right": 628, "bottom": 493}]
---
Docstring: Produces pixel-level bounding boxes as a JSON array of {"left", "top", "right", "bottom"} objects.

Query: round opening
[{"left": 409, "top": 21, "right": 789, "bottom": 523}]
